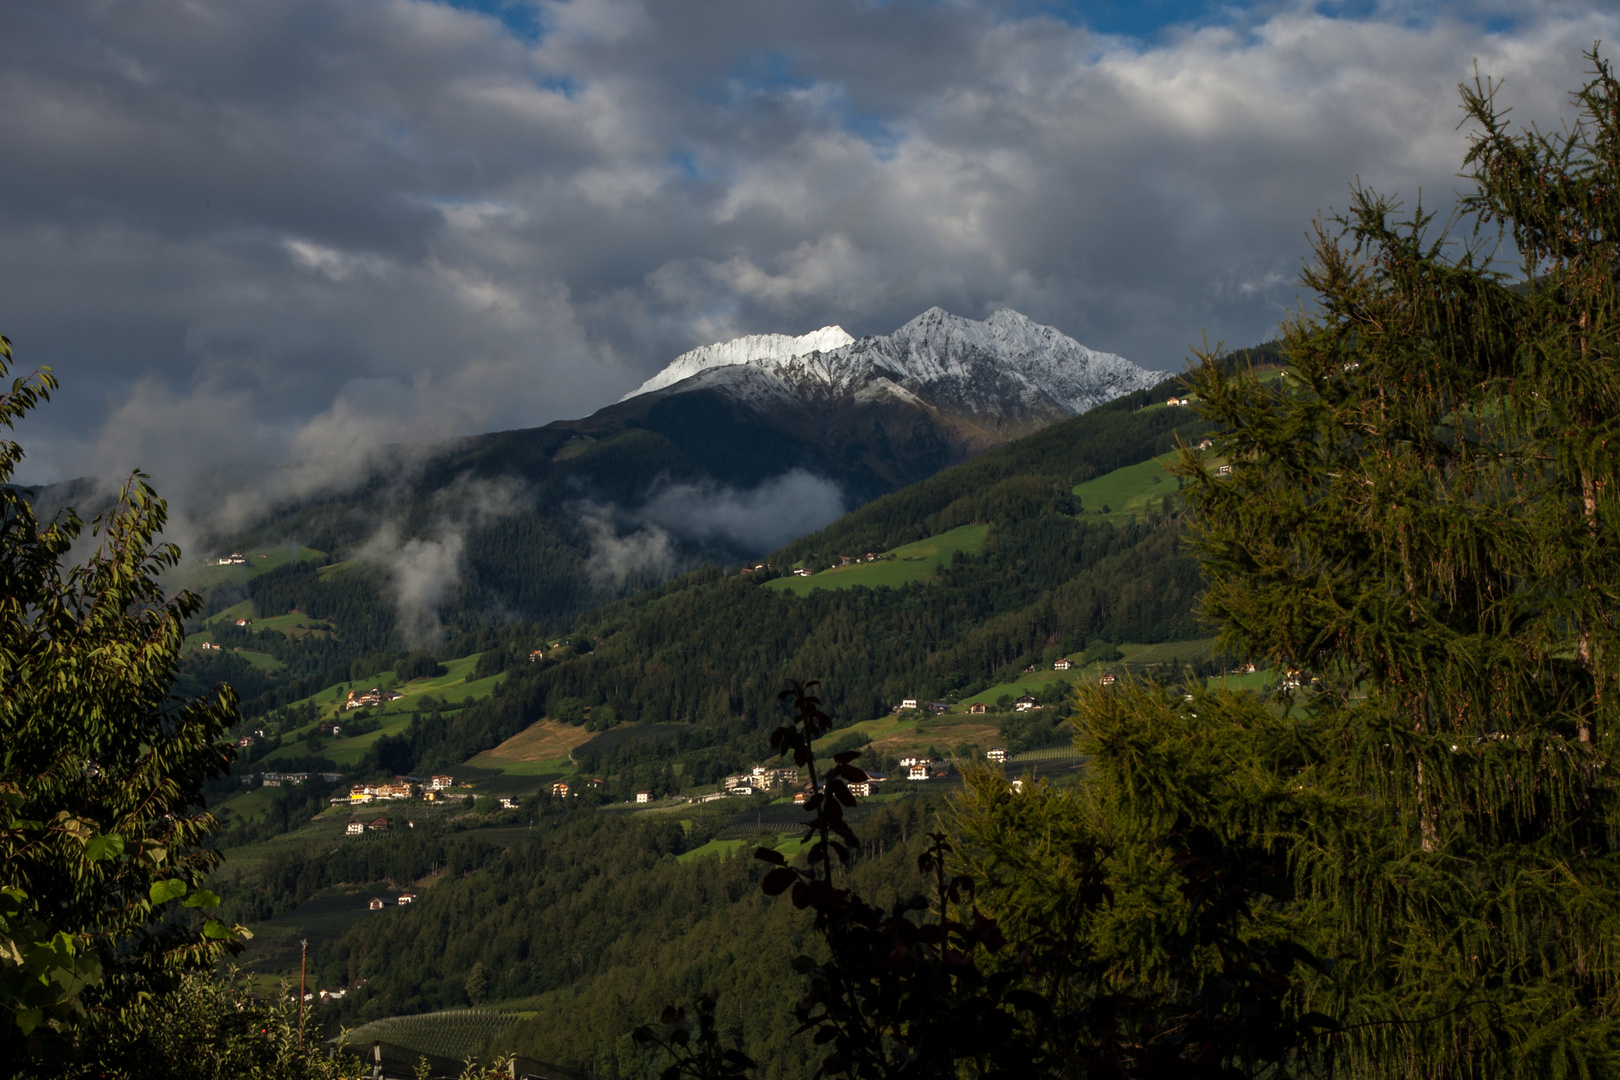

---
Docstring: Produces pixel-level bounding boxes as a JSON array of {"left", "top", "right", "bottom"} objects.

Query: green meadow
[
  {"left": 767, "top": 524, "right": 988, "bottom": 595},
  {"left": 258, "top": 654, "right": 507, "bottom": 767},
  {"left": 1072, "top": 452, "right": 1184, "bottom": 520},
  {"left": 186, "top": 545, "right": 325, "bottom": 588}
]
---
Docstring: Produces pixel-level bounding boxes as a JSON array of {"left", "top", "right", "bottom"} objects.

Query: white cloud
[{"left": 0, "top": 0, "right": 1612, "bottom": 494}]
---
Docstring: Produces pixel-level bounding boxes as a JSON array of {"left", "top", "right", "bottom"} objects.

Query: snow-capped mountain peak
[
  {"left": 619, "top": 325, "right": 855, "bottom": 401},
  {"left": 619, "top": 307, "right": 1168, "bottom": 427}
]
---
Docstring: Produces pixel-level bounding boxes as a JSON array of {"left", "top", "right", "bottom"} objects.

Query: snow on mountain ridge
[
  {"left": 620, "top": 307, "right": 1169, "bottom": 421},
  {"left": 620, "top": 325, "right": 854, "bottom": 401}
]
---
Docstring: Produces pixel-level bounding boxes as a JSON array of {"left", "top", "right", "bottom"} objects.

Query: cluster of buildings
[
  {"left": 897, "top": 756, "right": 946, "bottom": 781},
  {"left": 212, "top": 551, "right": 249, "bottom": 566},
  {"left": 343, "top": 774, "right": 456, "bottom": 804},
  {"left": 258, "top": 770, "right": 343, "bottom": 787},
  {"left": 892, "top": 697, "right": 950, "bottom": 715},
  {"left": 721, "top": 765, "right": 799, "bottom": 797},
  {"left": 549, "top": 778, "right": 604, "bottom": 798},
  {"left": 344, "top": 687, "right": 404, "bottom": 710}
]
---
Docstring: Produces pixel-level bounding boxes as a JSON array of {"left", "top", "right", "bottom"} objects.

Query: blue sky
[{"left": 0, "top": 0, "right": 1607, "bottom": 520}]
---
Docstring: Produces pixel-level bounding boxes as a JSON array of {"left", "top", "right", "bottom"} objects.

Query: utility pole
[{"left": 298, "top": 938, "right": 308, "bottom": 1046}]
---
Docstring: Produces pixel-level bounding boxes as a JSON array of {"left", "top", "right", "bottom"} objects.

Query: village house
[
  {"left": 375, "top": 783, "right": 413, "bottom": 801},
  {"left": 368, "top": 817, "right": 390, "bottom": 831},
  {"left": 344, "top": 687, "right": 403, "bottom": 711},
  {"left": 1198, "top": 438, "right": 1215, "bottom": 450},
  {"left": 792, "top": 567, "right": 813, "bottom": 577},
  {"left": 635, "top": 791, "right": 652, "bottom": 804},
  {"left": 586, "top": 778, "right": 604, "bottom": 790},
  {"left": 1014, "top": 694, "right": 1040, "bottom": 712},
  {"left": 727, "top": 785, "right": 755, "bottom": 797},
  {"left": 1099, "top": 674, "right": 1117, "bottom": 686},
  {"left": 1053, "top": 657, "right": 1072, "bottom": 671},
  {"left": 900, "top": 697, "right": 919, "bottom": 710},
  {"left": 968, "top": 702, "right": 988, "bottom": 714},
  {"left": 345, "top": 821, "right": 365, "bottom": 836},
  {"left": 847, "top": 781, "right": 872, "bottom": 798},
  {"left": 368, "top": 898, "right": 386, "bottom": 911},
  {"left": 236, "top": 735, "right": 255, "bottom": 748},
  {"left": 199, "top": 641, "right": 220, "bottom": 651},
  {"left": 907, "top": 763, "right": 931, "bottom": 781},
  {"left": 551, "top": 781, "right": 571, "bottom": 798},
  {"left": 235, "top": 618, "right": 251, "bottom": 627},
  {"left": 986, "top": 747, "right": 1009, "bottom": 763},
  {"left": 1241, "top": 663, "right": 1258, "bottom": 674},
  {"left": 1165, "top": 396, "right": 1190, "bottom": 406},
  {"left": 429, "top": 774, "right": 454, "bottom": 791},
  {"left": 696, "top": 792, "right": 726, "bottom": 803},
  {"left": 498, "top": 796, "right": 520, "bottom": 810},
  {"left": 397, "top": 893, "right": 416, "bottom": 905},
  {"left": 840, "top": 556, "right": 852, "bottom": 565},
  {"left": 1218, "top": 465, "right": 1232, "bottom": 476},
  {"left": 529, "top": 649, "right": 544, "bottom": 662},
  {"left": 927, "top": 702, "right": 949, "bottom": 715}
]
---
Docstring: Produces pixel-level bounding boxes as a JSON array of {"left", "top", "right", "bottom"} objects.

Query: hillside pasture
[
  {"left": 1072, "top": 452, "right": 1183, "bottom": 520},
  {"left": 767, "top": 524, "right": 988, "bottom": 595},
  {"left": 185, "top": 545, "right": 327, "bottom": 589}
]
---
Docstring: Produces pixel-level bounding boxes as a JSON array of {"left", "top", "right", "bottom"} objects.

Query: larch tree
[{"left": 1164, "top": 51, "right": 1620, "bottom": 1074}]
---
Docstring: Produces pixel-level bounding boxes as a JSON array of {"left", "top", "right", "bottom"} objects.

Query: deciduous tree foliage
[{"left": 0, "top": 341, "right": 244, "bottom": 1067}]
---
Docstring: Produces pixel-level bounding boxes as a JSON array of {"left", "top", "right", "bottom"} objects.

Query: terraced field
[{"left": 340, "top": 1008, "right": 522, "bottom": 1063}]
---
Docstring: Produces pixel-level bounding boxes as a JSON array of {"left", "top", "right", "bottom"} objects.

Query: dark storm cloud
[{"left": 0, "top": 0, "right": 1611, "bottom": 497}]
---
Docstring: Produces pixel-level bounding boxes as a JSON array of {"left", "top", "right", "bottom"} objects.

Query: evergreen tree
[{"left": 1164, "top": 51, "right": 1620, "bottom": 1074}]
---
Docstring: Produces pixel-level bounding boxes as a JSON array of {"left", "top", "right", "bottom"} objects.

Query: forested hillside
[
  {"left": 186, "top": 344, "right": 1266, "bottom": 793},
  {"left": 223, "top": 795, "right": 949, "bottom": 1080}
]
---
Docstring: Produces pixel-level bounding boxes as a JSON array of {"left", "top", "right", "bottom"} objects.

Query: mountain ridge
[{"left": 618, "top": 307, "right": 1168, "bottom": 432}]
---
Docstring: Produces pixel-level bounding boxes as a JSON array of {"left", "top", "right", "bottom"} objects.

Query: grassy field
[
  {"left": 1072, "top": 452, "right": 1183, "bottom": 520},
  {"left": 259, "top": 654, "right": 507, "bottom": 766},
  {"left": 471, "top": 719, "right": 594, "bottom": 767},
  {"left": 182, "top": 545, "right": 326, "bottom": 590},
  {"left": 955, "top": 639, "right": 1217, "bottom": 708},
  {"left": 767, "top": 524, "right": 988, "bottom": 596}
]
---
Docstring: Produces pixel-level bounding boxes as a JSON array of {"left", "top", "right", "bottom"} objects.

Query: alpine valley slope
[{"left": 166, "top": 307, "right": 1171, "bottom": 642}]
